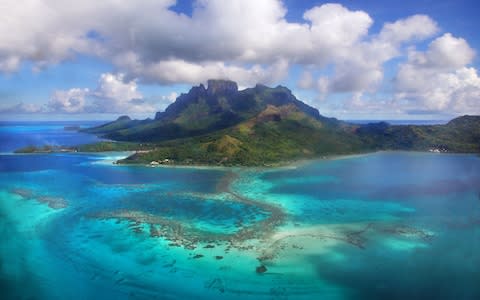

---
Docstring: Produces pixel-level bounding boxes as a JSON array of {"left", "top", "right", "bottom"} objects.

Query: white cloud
[
  {"left": 0, "top": 56, "right": 20, "bottom": 73},
  {"left": 111, "top": 42, "right": 291, "bottom": 86},
  {"left": 48, "top": 88, "right": 89, "bottom": 113},
  {"left": 378, "top": 14, "right": 439, "bottom": 45},
  {"left": 328, "top": 32, "right": 479, "bottom": 117},
  {"left": 317, "top": 14, "right": 439, "bottom": 95},
  {"left": 395, "top": 66, "right": 480, "bottom": 114},
  {"left": 394, "top": 34, "right": 479, "bottom": 114},
  {"left": 405, "top": 33, "right": 475, "bottom": 70},
  {"left": 162, "top": 92, "right": 178, "bottom": 103},
  {"left": 0, "top": 0, "right": 100, "bottom": 72},
  {"left": 317, "top": 77, "right": 330, "bottom": 95},
  {"left": 327, "top": 63, "right": 384, "bottom": 93},
  {"left": 0, "top": 0, "right": 478, "bottom": 117},
  {"left": 297, "top": 71, "right": 314, "bottom": 89},
  {"left": 46, "top": 73, "right": 157, "bottom": 114},
  {"left": 90, "top": 73, "right": 149, "bottom": 113},
  {"left": 95, "top": 73, "right": 141, "bottom": 102},
  {"left": 303, "top": 3, "right": 372, "bottom": 64},
  {"left": 2, "top": 72, "right": 182, "bottom": 115},
  {"left": 150, "top": 91, "right": 179, "bottom": 111},
  {"left": 0, "top": 1, "right": 436, "bottom": 89},
  {"left": 0, "top": 102, "right": 45, "bottom": 114}
]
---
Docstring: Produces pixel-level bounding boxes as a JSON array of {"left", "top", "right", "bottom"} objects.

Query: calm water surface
[{"left": 0, "top": 123, "right": 479, "bottom": 299}]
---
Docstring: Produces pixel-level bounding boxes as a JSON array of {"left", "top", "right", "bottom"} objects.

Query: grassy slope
[
  {"left": 119, "top": 113, "right": 480, "bottom": 166},
  {"left": 76, "top": 80, "right": 480, "bottom": 166},
  {"left": 82, "top": 116, "right": 140, "bottom": 134},
  {"left": 15, "top": 114, "right": 479, "bottom": 166},
  {"left": 355, "top": 116, "right": 480, "bottom": 152},
  {"left": 83, "top": 83, "right": 329, "bottom": 144},
  {"left": 119, "top": 105, "right": 366, "bottom": 166}
]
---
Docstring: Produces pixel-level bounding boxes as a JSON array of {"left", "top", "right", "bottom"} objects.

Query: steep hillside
[
  {"left": 81, "top": 80, "right": 480, "bottom": 166},
  {"left": 355, "top": 116, "right": 480, "bottom": 152},
  {"left": 83, "top": 79, "right": 338, "bottom": 142},
  {"left": 119, "top": 104, "right": 365, "bottom": 166}
]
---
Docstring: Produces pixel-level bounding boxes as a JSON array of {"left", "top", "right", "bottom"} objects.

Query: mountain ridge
[
  {"left": 84, "top": 79, "right": 337, "bottom": 142},
  {"left": 81, "top": 79, "right": 480, "bottom": 166}
]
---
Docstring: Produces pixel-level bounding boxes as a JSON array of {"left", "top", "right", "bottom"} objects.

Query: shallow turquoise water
[{"left": 1, "top": 125, "right": 479, "bottom": 299}]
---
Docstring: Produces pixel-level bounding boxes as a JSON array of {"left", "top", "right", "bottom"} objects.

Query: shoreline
[
  {"left": 109, "top": 149, "right": 477, "bottom": 171},
  {"left": 7, "top": 148, "right": 478, "bottom": 172}
]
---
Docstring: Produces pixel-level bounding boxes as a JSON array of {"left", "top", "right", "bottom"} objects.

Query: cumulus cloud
[
  {"left": 303, "top": 4, "right": 372, "bottom": 59},
  {"left": 48, "top": 88, "right": 89, "bottom": 113},
  {"left": 1, "top": 71, "right": 178, "bottom": 115},
  {"left": 0, "top": 56, "right": 20, "bottom": 73},
  {"left": 89, "top": 73, "right": 150, "bottom": 113},
  {"left": 404, "top": 33, "right": 475, "bottom": 70},
  {"left": 0, "top": 0, "right": 478, "bottom": 117},
  {"left": 148, "top": 92, "right": 179, "bottom": 111},
  {"left": 317, "top": 14, "right": 439, "bottom": 95},
  {"left": 45, "top": 73, "right": 158, "bottom": 114},
  {"left": 378, "top": 14, "right": 439, "bottom": 45},
  {"left": 0, "top": 0, "right": 437, "bottom": 88},
  {"left": 394, "top": 34, "right": 479, "bottom": 114},
  {"left": 297, "top": 71, "right": 314, "bottom": 89},
  {"left": 163, "top": 92, "right": 178, "bottom": 103},
  {"left": 0, "top": 102, "right": 45, "bottom": 114},
  {"left": 0, "top": 0, "right": 101, "bottom": 72},
  {"left": 119, "top": 56, "right": 290, "bottom": 86}
]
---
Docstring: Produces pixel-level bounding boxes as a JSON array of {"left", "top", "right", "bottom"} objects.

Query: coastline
[
  {"left": 10, "top": 148, "right": 476, "bottom": 171},
  {"left": 108, "top": 149, "right": 477, "bottom": 171},
  {"left": 4, "top": 139, "right": 480, "bottom": 298}
]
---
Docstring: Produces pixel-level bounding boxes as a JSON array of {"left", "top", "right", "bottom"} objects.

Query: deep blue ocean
[
  {"left": 0, "top": 121, "right": 106, "bottom": 153},
  {"left": 0, "top": 122, "right": 479, "bottom": 299}
]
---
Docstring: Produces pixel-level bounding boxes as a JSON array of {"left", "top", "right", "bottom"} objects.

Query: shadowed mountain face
[
  {"left": 83, "top": 79, "right": 480, "bottom": 166},
  {"left": 154, "top": 80, "right": 322, "bottom": 123},
  {"left": 85, "top": 79, "right": 335, "bottom": 142}
]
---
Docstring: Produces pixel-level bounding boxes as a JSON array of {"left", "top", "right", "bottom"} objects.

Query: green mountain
[
  {"left": 355, "top": 116, "right": 480, "bottom": 153},
  {"left": 83, "top": 80, "right": 480, "bottom": 166},
  {"left": 83, "top": 80, "right": 338, "bottom": 142}
]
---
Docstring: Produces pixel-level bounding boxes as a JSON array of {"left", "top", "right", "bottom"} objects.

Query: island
[{"left": 16, "top": 80, "right": 480, "bottom": 166}]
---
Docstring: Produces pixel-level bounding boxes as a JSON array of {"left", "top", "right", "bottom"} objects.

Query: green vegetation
[
  {"left": 81, "top": 80, "right": 325, "bottom": 143},
  {"left": 14, "top": 145, "right": 60, "bottom": 153},
  {"left": 82, "top": 115, "right": 137, "bottom": 134},
  {"left": 117, "top": 107, "right": 480, "bottom": 167},
  {"left": 14, "top": 142, "right": 154, "bottom": 154},
  {"left": 76, "top": 141, "right": 154, "bottom": 152},
  {"left": 355, "top": 116, "right": 480, "bottom": 153},
  {"left": 17, "top": 80, "right": 480, "bottom": 166}
]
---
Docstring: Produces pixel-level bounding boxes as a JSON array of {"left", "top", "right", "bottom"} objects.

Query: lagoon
[{"left": 0, "top": 123, "right": 479, "bottom": 299}]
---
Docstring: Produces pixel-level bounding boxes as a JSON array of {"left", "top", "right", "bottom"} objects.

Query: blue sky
[{"left": 0, "top": 0, "right": 479, "bottom": 121}]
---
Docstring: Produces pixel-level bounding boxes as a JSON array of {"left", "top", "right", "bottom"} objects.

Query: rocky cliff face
[
  {"left": 155, "top": 80, "right": 239, "bottom": 120},
  {"left": 155, "top": 79, "right": 324, "bottom": 121},
  {"left": 85, "top": 79, "right": 480, "bottom": 157},
  {"left": 206, "top": 79, "right": 238, "bottom": 96},
  {"left": 99, "top": 79, "right": 331, "bottom": 141},
  {"left": 155, "top": 84, "right": 208, "bottom": 120}
]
